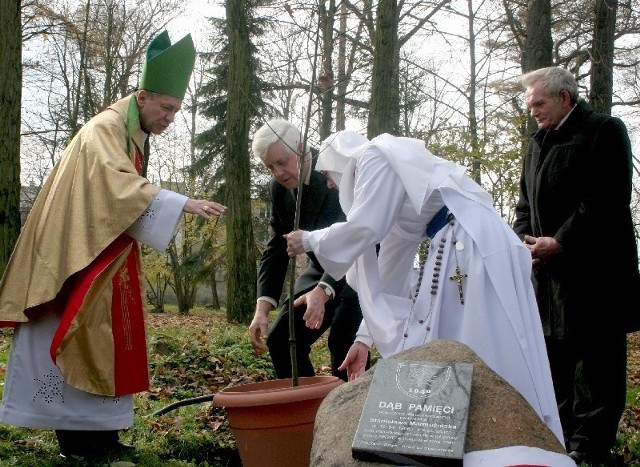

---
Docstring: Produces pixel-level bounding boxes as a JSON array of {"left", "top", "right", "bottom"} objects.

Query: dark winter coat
[{"left": 513, "top": 100, "right": 640, "bottom": 335}]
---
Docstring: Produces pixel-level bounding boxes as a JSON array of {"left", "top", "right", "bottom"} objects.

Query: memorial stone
[{"left": 352, "top": 359, "right": 472, "bottom": 466}]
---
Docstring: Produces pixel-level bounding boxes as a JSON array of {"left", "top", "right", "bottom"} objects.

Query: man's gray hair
[
  {"left": 520, "top": 67, "right": 579, "bottom": 104},
  {"left": 252, "top": 119, "right": 309, "bottom": 161}
]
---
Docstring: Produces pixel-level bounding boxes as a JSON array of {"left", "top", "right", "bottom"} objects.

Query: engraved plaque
[{"left": 352, "top": 359, "right": 473, "bottom": 466}]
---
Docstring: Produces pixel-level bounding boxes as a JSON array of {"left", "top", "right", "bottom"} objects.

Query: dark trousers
[
  {"left": 266, "top": 295, "right": 366, "bottom": 382},
  {"left": 546, "top": 331, "right": 627, "bottom": 457}
]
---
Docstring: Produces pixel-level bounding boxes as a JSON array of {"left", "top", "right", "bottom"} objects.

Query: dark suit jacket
[
  {"left": 257, "top": 153, "right": 355, "bottom": 303},
  {"left": 513, "top": 100, "right": 640, "bottom": 334}
]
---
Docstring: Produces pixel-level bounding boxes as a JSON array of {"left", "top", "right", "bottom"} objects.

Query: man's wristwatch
[{"left": 318, "top": 283, "right": 334, "bottom": 300}]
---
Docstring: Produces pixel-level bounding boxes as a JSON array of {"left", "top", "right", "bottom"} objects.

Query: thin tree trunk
[
  {"left": 71, "top": 0, "right": 91, "bottom": 137},
  {"left": 336, "top": 2, "right": 348, "bottom": 131},
  {"left": 210, "top": 270, "right": 220, "bottom": 310},
  {"left": 318, "top": 0, "right": 335, "bottom": 140},
  {"left": 466, "top": 0, "right": 480, "bottom": 183}
]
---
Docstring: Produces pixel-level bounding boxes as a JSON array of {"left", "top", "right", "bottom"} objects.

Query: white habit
[{"left": 305, "top": 132, "right": 564, "bottom": 444}]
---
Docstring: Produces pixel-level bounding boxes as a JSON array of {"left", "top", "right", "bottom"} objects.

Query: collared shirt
[{"left": 555, "top": 103, "right": 578, "bottom": 130}]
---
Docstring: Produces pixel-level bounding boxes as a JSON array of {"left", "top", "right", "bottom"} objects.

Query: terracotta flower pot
[{"left": 212, "top": 375, "right": 343, "bottom": 467}]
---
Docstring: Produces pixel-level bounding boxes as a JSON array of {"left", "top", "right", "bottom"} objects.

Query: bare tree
[
  {"left": 183, "top": 59, "right": 227, "bottom": 310},
  {"left": 225, "top": 0, "right": 257, "bottom": 322},
  {"left": 341, "top": 0, "right": 451, "bottom": 136},
  {"left": 20, "top": 0, "right": 183, "bottom": 178},
  {"left": 522, "top": 0, "right": 553, "bottom": 134},
  {"left": 367, "top": 0, "right": 400, "bottom": 136},
  {"left": 524, "top": 0, "right": 553, "bottom": 71},
  {"left": 335, "top": 2, "right": 349, "bottom": 131},
  {"left": 146, "top": 70, "right": 226, "bottom": 315},
  {"left": 317, "top": 0, "right": 336, "bottom": 139},
  {"left": 590, "top": 0, "right": 617, "bottom": 114},
  {"left": 0, "top": 0, "right": 22, "bottom": 275}
]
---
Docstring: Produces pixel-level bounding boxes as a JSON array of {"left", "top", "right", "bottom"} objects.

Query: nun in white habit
[{"left": 285, "top": 131, "right": 565, "bottom": 447}]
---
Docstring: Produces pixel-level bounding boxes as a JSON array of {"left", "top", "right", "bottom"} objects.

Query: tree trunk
[
  {"left": 167, "top": 240, "right": 198, "bottom": 315},
  {"left": 367, "top": 0, "right": 400, "bottom": 138},
  {"left": 0, "top": 0, "right": 22, "bottom": 276},
  {"left": 336, "top": 3, "right": 365, "bottom": 132},
  {"left": 466, "top": 0, "right": 480, "bottom": 183},
  {"left": 225, "top": 0, "right": 256, "bottom": 323},
  {"left": 70, "top": 0, "right": 91, "bottom": 138},
  {"left": 336, "top": 2, "right": 348, "bottom": 132},
  {"left": 524, "top": 0, "right": 553, "bottom": 134},
  {"left": 524, "top": 0, "right": 553, "bottom": 72},
  {"left": 318, "top": 0, "right": 336, "bottom": 140},
  {"left": 590, "top": 0, "right": 617, "bottom": 115},
  {"left": 210, "top": 270, "right": 220, "bottom": 310}
]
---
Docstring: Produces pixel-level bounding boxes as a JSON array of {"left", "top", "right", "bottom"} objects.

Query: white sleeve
[
  {"left": 306, "top": 148, "right": 406, "bottom": 280},
  {"left": 355, "top": 319, "right": 374, "bottom": 348},
  {"left": 126, "top": 189, "right": 188, "bottom": 251}
]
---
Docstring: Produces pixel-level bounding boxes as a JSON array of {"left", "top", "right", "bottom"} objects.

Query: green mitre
[{"left": 139, "top": 30, "right": 196, "bottom": 99}]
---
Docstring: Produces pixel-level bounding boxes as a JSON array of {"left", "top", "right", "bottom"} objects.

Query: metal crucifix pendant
[{"left": 449, "top": 265, "right": 467, "bottom": 304}]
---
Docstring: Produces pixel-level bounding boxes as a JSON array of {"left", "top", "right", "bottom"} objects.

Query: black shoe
[
  {"left": 56, "top": 430, "right": 94, "bottom": 459},
  {"left": 56, "top": 429, "right": 136, "bottom": 460},
  {"left": 59, "top": 442, "right": 136, "bottom": 462}
]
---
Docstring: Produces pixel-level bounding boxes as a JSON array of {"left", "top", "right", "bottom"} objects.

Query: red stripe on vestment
[
  {"left": 111, "top": 243, "right": 148, "bottom": 395},
  {"left": 50, "top": 235, "right": 132, "bottom": 362},
  {"left": 50, "top": 234, "right": 149, "bottom": 395}
]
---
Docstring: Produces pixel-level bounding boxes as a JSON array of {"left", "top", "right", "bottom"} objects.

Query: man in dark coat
[
  {"left": 248, "top": 119, "right": 366, "bottom": 381},
  {"left": 513, "top": 66, "right": 639, "bottom": 465}
]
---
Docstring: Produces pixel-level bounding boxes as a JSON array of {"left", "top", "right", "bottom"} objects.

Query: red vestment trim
[
  {"left": 48, "top": 145, "right": 150, "bottom": 395},
  {"left": 50, "top": 234, "right": 149, "bottom": 395},
  {"left": 111, "top": 241, "right": 148, "bottom": 394}
]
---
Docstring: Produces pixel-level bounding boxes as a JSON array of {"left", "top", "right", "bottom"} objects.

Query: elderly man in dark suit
[
  {"left": 513, "top": 66, "right": 639, "bottom": 465},
  {"left": 248, "top": 119, "right": 366, "bottom": 381}
]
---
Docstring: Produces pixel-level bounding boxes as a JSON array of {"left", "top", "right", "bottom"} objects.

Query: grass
[
  {"left": 0, "top": 307, "right": 639, "bottom": 466},
  {"left": 0, "top": 307, "right": 285, "bottom": 466}
]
